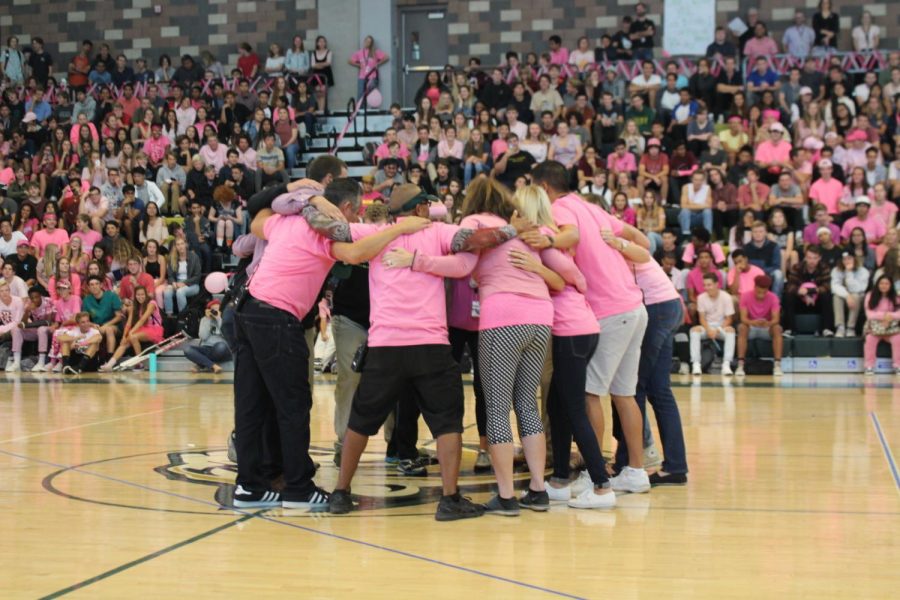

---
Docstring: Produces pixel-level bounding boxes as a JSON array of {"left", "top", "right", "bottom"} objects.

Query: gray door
[{"left": 400, "top": 5, "right": 449, "bottom": 107}]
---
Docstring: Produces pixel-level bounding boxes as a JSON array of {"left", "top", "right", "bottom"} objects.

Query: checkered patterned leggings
[{"left": 478, "top": 324, "right": 551, "bottom": 445}]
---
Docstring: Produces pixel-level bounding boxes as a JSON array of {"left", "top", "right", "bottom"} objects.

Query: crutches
[{"left": 113, "top": 331, "right": 189, "bottom": 371}]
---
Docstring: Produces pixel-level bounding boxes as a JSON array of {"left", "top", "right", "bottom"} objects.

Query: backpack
[{"left": 744, "top": 358, "right": 774, "bottom": 375}]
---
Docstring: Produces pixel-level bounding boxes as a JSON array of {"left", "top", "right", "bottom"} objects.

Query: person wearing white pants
[{"left": 690, "top": 272, "right": 736, "bottom": 375}]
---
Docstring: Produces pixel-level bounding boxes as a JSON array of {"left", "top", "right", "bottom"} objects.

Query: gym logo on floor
[{"left": 155, "top": 446, "right": 518, "bottom": 512}]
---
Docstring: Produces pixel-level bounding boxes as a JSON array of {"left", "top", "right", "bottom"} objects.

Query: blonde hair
[{"left": 513, "top": 185, "right": 558, "bottom": 232}]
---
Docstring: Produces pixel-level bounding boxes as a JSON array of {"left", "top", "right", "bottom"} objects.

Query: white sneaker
[
  {"left": 570, "top": 470, "right": 593, "bottom": 496},
  {"left": 735, "top": 363, "right": 746, "bottom": 377},
  {"left": 51, "top": 363, "right": 62, "bottom": 373},
  {"left": 721, "top": 362, "right": 733, "bottom": 376},
  {"left": 567, "top": 487, "right": 617, "bottom": 509},
  {"left": 545, "top": 481, "right": 571, "bottom": 502},
  {"left": 864, "top": 367, "right": 875, "bottom": 376},
  {"left": 691, "top": 362, "right": 702, "bottom": 376},
  {"left": 31, "top": 362, "right": 47, "bottom": 372},
  {"left": 643, "top": 444, "right": 662, "bottom": 469},
  {"left": 835, "top": 325, "right": 845, "bottom": 338},
  {"left": 609, "top": 466, "right": 651, "bottom": 494},
  {"left": 823, "top": 329, "right": 835, "bottom": 337},
  {"left": 773, "top": 363, "right": 784, "bottom": 377},
  {"left": 678, "top": 362, "right": 690, "bottom": 375},
  {"left": 6, "top": 361, "right": 20, "bottom": 372}
]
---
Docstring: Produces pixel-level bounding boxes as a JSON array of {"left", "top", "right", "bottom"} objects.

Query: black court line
[{"left": 38, "top": 510, "right": 261, "bottom": 599}]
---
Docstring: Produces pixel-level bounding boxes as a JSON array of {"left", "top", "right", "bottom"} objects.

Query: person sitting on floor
[
  {"left": 183, "top": 299, "right": 232, "bottom": 374},
  {"left": 100, "top": 285, "right": 164, "bottom": 371},
  {"left": 58, "top": 311, "right": 103, "bottom": 375}
]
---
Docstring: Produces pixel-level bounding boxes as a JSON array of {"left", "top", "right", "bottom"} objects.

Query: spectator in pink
[
  {"left": 349, "top": 36, "right": 389, "bottom": 100},
  {"left": 808, "top": 159, "right": 843, "bottom": 215},
  {"left": 30, "top": 213, "right": 69, "bottom": 257},
  {"left": 841, "top": 197, "right": 886, "bottom": 245},
  {"left": 863, "top": 276, "right": 900, "bottom": 375}
]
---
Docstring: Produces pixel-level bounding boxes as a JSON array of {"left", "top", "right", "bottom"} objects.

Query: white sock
[
  {"left": 13, "top": 351, "right": 21, "bottom": 363},
  {"left": 216, "top": 236, "right": 224, "bottom": 247},
  {"left": 37, "top": 354, "right": 46, "bottom": 366}
]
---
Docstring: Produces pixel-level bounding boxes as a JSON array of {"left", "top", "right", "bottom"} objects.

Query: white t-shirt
[
  {"left": 0, "top": 231, "right": 27, "bottom": 258},
  {"left": 698, "top": 291, "right": 735, "bottom": 327}
]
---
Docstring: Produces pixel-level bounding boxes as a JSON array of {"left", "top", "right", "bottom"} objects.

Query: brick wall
[
  {"left": 1, "top": 0, "right": 318, "bottom": 74},
  {"left": 1, "top": 0, "right": 897, "bottom": 81}
]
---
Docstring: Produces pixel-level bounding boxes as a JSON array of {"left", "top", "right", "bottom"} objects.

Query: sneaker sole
[
  {"left": 435, "top": 509, "right": 485, "bottom": 522},
  {"left": 519, "top": 502, "right": 550, "bottom": 512},
  {"left": 650, "top": 480, "right": 687, "bottom": 487},
  {"left": 567, "top": 499, "right": 617, "bottom": 509},
  {"left": 283, "top": 501, "right": 330, "bottom": 509},
  {"left": 233, "top": 499, "right": 281, "bottom": 508},
  {"left": 328, "top": 504, "right": 353, "bottom": 514},
  {"left": 484, "top": 509, "right": 520, "bottom": 517}
]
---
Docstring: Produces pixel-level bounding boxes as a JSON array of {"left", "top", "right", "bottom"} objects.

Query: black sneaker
[
  {"left": 435, "top": 493, "right": 485, "bottom": 522},
  {"left": 518, "top": 488, "right": 550, "bottom": 512},
  {"left": 482, "top": 494, "right": 520, "bottom": 516},
  {"left": 329, "top": 489, "right": 353, "bottom": 514},
  {"left": 397, "top": 456, "right": 429, "bottom": 476},
  {"left": 232, "top": 484, "right": 282, "bottom": 508},
  {"left": 333, "top": 449, "right": 341, "bottom": 468},
  {"left": 283, "top": 486, "right": 331, "bottom": 509},
  {"left": 649, "top": 472, "right": 688, "bottom": 486}
]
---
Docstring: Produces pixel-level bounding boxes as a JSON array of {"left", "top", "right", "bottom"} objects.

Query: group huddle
[{"left": 228, "top": 156, "right": 686, "bottom": 520}]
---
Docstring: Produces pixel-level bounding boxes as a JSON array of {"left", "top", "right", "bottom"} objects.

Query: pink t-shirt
[
  {"left": 551, "top": 193, "right": 643, "bottom": 320},
  {"left": 548, "top": 250, "right": 599, "bottom": 337},
  {"left": 374, "top": 142, "right": 410, "bottom": 161},
  {"left": 802, "top": 222, "right": 841, "bottom": 246},
  {"left": 841, "top": 215, "right": 886, "bottom": 244},
  {"left": 606, "top": 152, "right": 637, "bottom": 173},
  {"left": 686, "top": 267, "right": 723, "bottom": 296},
  {"left": 727, "top": 264, "right": 765, "bottom": 296},
  {"left": 54, "top": 295, "right": 82, "bottom": 324},
  {"left": 460, "top": 214, "right": 553, "bottom": 330},
  {"left": 351, "top": 48, "right": 386, "bottom": 80},
  {"left": 0, "top": 296, "right": 24, "bottom": 334},
  {"left": 30, "top": 228, "right": 70, "bottom": 256},
  {"left": 740, "top": 290, "right": 780, "bottom": 321},
  {"left": 870, "top": 201, "right": 898, "bottom": 229},
  {"left": 809, "top": 178, "right": 844, "bottom": 215},
  {"left": 753, "top": 140, "right": 791, "bottom": 166},
  {"left": 351, "top": 221, "right": 460, "bottom": 347},
  {"left": 71, "top": 229, "right": 102, "bottom": 253},
  {"left": 633, "top": 259, "right": 680, "bottom": 306},
  {"left": 682, "top": 242, "right": 726, "bottom": 265},
  {"left": 249, "top": 214, "right": 335, "bottom": 321}
]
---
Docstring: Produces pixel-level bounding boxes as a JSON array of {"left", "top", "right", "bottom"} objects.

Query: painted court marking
[
  {"left": 0, "top": 448, "right": 585, "bottom": 599},
  {"left": 870, "top": 411, "right": 900, "bottom": 497}
]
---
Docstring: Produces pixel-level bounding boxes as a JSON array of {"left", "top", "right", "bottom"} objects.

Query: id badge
[{"left": 471, "top": 300, "right": 481, "bottom": 318}]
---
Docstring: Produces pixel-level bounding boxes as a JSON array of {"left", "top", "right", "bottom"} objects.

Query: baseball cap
[
  {"left": 727, "top": 114, "right": 743, "bottom": 123},
  {"left": 387, "top": 184, "right": 438, "bottom": 215},
  {"left": 799, "top": 86, "right": 813, "bottom": 96},
  {"left": 55, "top": 281, "right": 71, "bottom": 289},
  {"left": 816, "top": 226, "right": 832, "bottom": 237},
  {"left": 754, "top": 274, "right": 773, "bottom": 289},
  {"left": 769, "top": 122, "right": 785, "bottom": 133},
  {"left": 22, "top": 112, "right": 37, "bottom": 124},
  {"left": 817, "top": 158, "right": 833, "bottom": 169},
  {"left": 803, "top": 137, "right": 824, "bottom": 150},
  {"left": 17, "top": 239, "right": 30, "bottom": 247},
  {"left": 846, "top": 130, "right": 868, "bottom": 142},
  {"left": 647, "top": 138, "right": 661, "bottom": 147},
  {"left": 206, "top": 299, "right": 221, "bottom": 310},
  {"left": 855, "top": 195, "right": 871, "bottom": 205},
  {"left": 360, "top": 174, "right": 374, "bottom": 183}
]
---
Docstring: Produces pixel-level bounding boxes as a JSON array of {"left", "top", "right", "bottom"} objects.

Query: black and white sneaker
[
  {"left": 232, "top": 484, "right": 282, "bottom": 508},
  {"left": 397, "top": 456, "right": 429, "bottom": 476},
  {"left": 282, "top": 486, "right": 331, "bottom": 509},
  {"left": 482, "top": 494, "right": 520, "bottom": 516},
  {"left": 329, "top": 489, "right": 353, "bottom": 514},
  {"left": 518, "top": 488, "right": 550, "bottom": 512},
  {"left": 435, "top": 493, "right": 485, "bottom": 522}
]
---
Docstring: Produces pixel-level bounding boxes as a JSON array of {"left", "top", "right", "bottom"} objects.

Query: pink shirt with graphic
[
  {"left": 249, "top": 214, "right": 335, "bottom": 321},
  {"left": 0, "top": 296, "right": 24, "bottom": 334},
  {"left": 551, "top": 193, "right": 643, "bottom": 320}
]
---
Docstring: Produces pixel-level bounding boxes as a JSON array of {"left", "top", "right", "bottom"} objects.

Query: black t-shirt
[
  {"left": 629, "top": 19, "right": 655, "bottom": 49},
  {"left": 8, "top": 253, "right": 37, "bottom": 282},
  {"left": 27, "top": 51, "right": 52, "bottom": 85},
  {"left": 497, "top": 150, "right": 536, "bottom": 189},
  {"left": 331, "top": 263, "right": 370, "bottom": 329},
  {"left": 594, "top": 105, "right": 620, "bottom": 145}
]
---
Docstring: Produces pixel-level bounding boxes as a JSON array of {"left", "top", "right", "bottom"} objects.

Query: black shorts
[{"left": 348, "top": 345, "right": 464, "bottom": 438}]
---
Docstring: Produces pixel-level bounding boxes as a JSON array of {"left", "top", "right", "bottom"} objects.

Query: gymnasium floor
[{"left": 1, "top": 372, "right": 898, "bottom": 599}]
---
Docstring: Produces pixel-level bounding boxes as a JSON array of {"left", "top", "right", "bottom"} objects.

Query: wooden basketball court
[{"left": 2, "top": 372, "right": 898, "bottom": 598}]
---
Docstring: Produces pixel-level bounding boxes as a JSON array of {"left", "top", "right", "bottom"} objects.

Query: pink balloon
[{"left": 205, "top": 271, "right": 229, "bottom": 294}]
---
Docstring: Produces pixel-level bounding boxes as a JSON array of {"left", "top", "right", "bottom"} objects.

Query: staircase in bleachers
[{"left": 290, "top": 111, "right": 397, "bottom": 180}]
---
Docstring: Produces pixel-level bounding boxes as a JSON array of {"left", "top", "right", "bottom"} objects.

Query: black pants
[
  {"left": 713, "top": 208, "right": 739, "bottom": 241},
  {"left": 783, "top": 290, "right": 834, "bottom": 332},
  {"left": 547, "top": 334, "right": 608, "bottom": 485},
  {"left": 387, "top": 393, "right": 421, "bottom": 460},
  {"left": 234, "top": 297, "right": 316, "bottom": 501},
  {"left": 449, "top": 326, "right": 486, "bottom": 438}
]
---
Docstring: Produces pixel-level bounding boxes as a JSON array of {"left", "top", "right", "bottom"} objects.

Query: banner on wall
[{"left": 663, "top": 0, "right": 717, "bottom": 56}]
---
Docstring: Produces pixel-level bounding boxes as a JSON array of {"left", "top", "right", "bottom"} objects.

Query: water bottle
[{"left": 148, "top": 353, "right": 158, "bottom": 374}]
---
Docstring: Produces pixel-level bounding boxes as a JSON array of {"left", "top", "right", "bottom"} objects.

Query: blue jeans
[
  {"left": 164, "top": 283, "right": 200, "bottom": 314},
  {"left": 633, "top": 48, "right": 654, "bottom": 61},
  {"left": 647, "top": 231, "right": 663, "bottom": 255},
  {"left": 183, "top": 341, "right": 232, "bottom": 369},
  {"left": 464, "top": 162, "right": 486, "bottom": 187},
  {"left": 282, "top": 142, "right": 300, "bottom": 170},
  {"left": 615, "top": 298, "right": 688, "bottom": 474},
  {"left": 679, "top": 208, "right": 712, "bottom": 236}
]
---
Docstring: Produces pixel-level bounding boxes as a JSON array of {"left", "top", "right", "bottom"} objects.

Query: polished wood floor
[{"left": 1, "top": 371, "right": 899, "bottom": 599}]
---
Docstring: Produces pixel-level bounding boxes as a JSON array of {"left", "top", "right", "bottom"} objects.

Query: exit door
[{"left": 400, "top": 6, "right": 449, "bottom": 107}]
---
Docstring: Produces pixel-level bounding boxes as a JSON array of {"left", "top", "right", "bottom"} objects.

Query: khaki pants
[{"left": 159, "top": 181, "right": 183, "bottom": 216}]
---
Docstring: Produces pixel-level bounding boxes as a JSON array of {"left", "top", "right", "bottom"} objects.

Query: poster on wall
[{"left": 663, "top": 0, "right": 717, "bottom": 56}]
